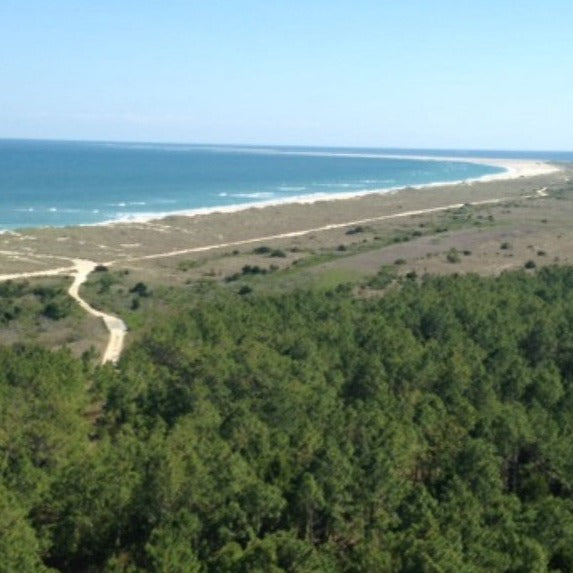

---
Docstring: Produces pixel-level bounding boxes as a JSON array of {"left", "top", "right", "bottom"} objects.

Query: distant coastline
[
  {"left": 0, "top": 140, "right": 564, "bottom": 231},
  {"left": 93, "top": 156, "right": 559, "bottom": 228},
  {"left": 0, "top": 160, "right": 566, "bottom": 278}
]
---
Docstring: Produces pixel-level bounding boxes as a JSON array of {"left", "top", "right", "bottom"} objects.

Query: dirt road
[{"left": 0, "top": 258, "right": 127, "bottom": 364}]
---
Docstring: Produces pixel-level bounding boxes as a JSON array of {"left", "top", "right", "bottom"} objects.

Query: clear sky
[{"left": 1, "top": 1, "right": 572, "bottom": 149}]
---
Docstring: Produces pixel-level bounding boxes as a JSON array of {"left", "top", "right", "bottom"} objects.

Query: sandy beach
[
  {"left": 0, "top": 157, "right": 567, "bottom": 274},
  {"left": 86, "top": 156, "right": 560, "bottom": 227}
]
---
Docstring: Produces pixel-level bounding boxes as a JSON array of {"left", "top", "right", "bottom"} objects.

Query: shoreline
[
  {"left": 0, "top": 154, "right": 560, "bottom": 234},
  {"left": 90, "top": 156, "right": 560, "bottom": 229},
  {"left": 0, "top": 160, "right": 567, "bottom": 275}
]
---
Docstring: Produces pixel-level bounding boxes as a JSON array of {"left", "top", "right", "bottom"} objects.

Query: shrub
[
  {"left": 270, "top": 249, "right": 287, "bottom": 258},
  {"left": 43, "top": 301, "right": 70, "bottom": 320},
  {"left": 0, "top": 280, "right": 28, "bottom": 298},
  {"left": 446, "top": 248, "right": 461, "bottom": 264},
  {"left": 367, "top": 266, "right": 396, "bottom": 289},
  {"left": 242, "top": 265, "right": 266, "bottom": 275},
  {"left": 524, "top": 260, "right": 537, "bottom": 269},
  {"left": 253, "top": 246, "right": 272, "bottom": 255},
  {"left": 97, "top": 274, "right": 117, "bottom": 294},
  {"left": 345, "top": 226, "right": 366, "bottom": 235},
  {"left": 130, "top": 282, "right": 150, "bottom": 297},
  {"left": 32, "top": 285, "right": 59, "bottom": 301},
  {"left": 1, "top": 304, "right": 21, "bottom": 323},
  {"left": 177, "top": 260, "right": 199, "bottom": 272}
]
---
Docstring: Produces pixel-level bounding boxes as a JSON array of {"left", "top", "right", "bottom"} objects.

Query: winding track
[
  {"left": 67, "top": 260, "right": 127, "bottom": 364},
  {"left": 0, "top": 258, "right": 127, "bottom": 364},
  {"left": 0, "top": 187, "right": 550, "bottom": 364}
]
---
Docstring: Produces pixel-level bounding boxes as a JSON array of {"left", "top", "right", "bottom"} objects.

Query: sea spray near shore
[{"left": 0, "top": 139, "right": 558, "bottom": 230}]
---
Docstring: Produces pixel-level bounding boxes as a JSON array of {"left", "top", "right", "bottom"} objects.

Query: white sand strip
[{"left": 93, "top": 157, "right": 559, "bottom": 227}]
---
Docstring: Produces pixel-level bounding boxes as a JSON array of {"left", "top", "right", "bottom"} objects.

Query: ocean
[{"left": 0, "top": 139, "right": 568, "bottom": 231}]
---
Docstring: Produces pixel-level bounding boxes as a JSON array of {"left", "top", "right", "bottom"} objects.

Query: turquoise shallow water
[{"left": 0, "top": 139, "right": 539, "bottom": 230}]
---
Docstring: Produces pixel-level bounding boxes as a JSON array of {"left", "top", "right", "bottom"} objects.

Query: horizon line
[{"left": 1, "top": 136, "right": 572, "bottom": 155}]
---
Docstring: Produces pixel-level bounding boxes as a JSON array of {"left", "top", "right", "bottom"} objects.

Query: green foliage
[
  {"left": 42, "top": 300, "right": 72, "bottom": 320},
  {"left": 130, "top": 282, "right": 151, "bottom": 297},
  {"left": 252, "top": 246, "right": 272, "bottom": 255},
  {"left": 0, "top": 279, "right": 74, "bottom": 324},
  {"left": 0, "top": 482, "right": 51, "bottom": 572},
  {"left": 3, "top": 266, "right": 573, "bottom": 570},
  {"left": 367, "top": 265, "right": 397, "bottom": 289},
  {"left": 0, "top": 346, "right": 90, "bottom": 503},
  {"left": 176, "top": 259, "right": 200, "bottom": 272},
  {"left": 446, "top": 247, "right": 461, "bottom": 263},
  {"left": 96, "top": 272, "right": 119, "bottom": 294},
  {"left": 241, "top": 265, "right": 266, "bottom": 275}
]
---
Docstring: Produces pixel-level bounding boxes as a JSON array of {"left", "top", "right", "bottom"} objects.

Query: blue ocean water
[{"left": 0, "top": 139, "right": 567, "bottom": 230}]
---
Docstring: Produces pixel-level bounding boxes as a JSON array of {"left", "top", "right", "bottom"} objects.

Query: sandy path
[
  {"left": 67, "top": 260, "right": 127, "bottom": 364},
  {"left": 0, "top": 264, "right": 77, "bottom": 281},
  {"left": 0, "top": 258, "right": 127, "bottom": 365},
  {"left": 119, "top": 190, "right": 544, "bottom": 265}
]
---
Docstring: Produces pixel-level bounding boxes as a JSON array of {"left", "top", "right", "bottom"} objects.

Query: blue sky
[{"left": 1, "top": 1, "right": 572, "bottom": 149}]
